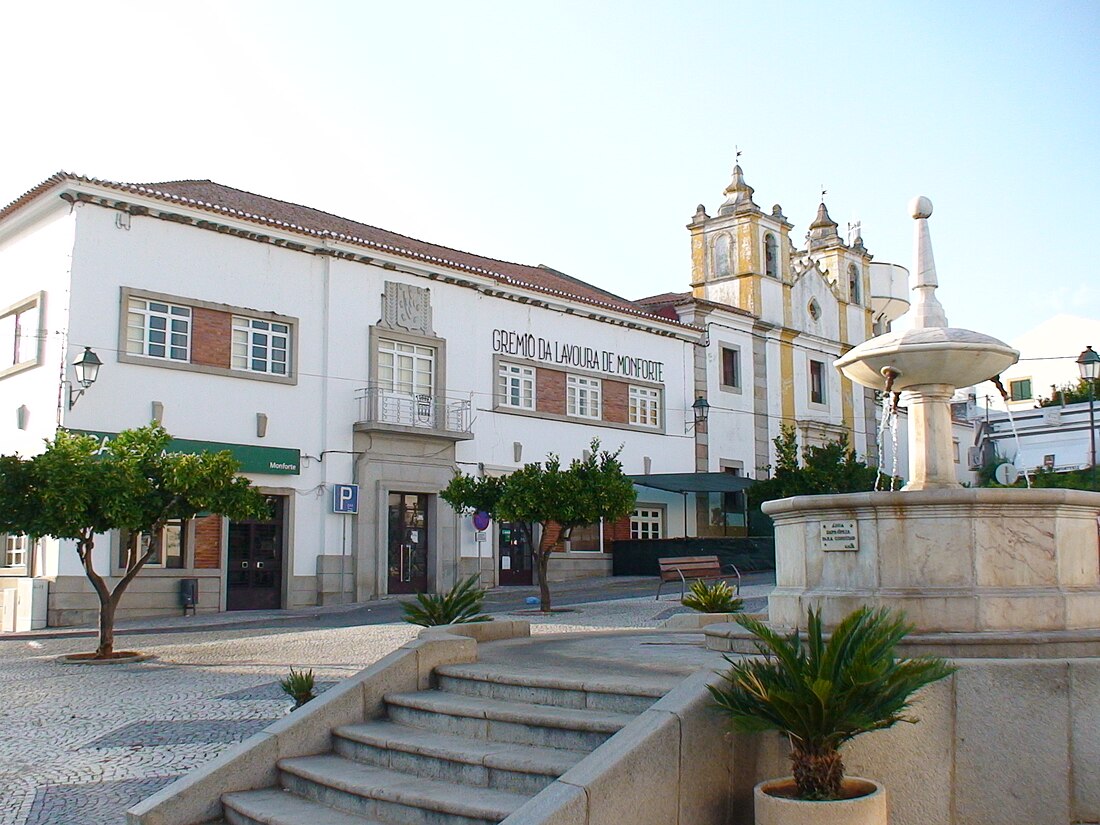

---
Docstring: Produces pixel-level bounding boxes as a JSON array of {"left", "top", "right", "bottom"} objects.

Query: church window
[
  {"left": 808, "top": 299, "right": 821, "bottom": 321},
  {"left": 809, "top": 360, "right": 827, "bottom": 404},
  {"left": 848, "top": 264, "right": 862, "bottom": 305},
  {"left": 713, "top": 234, "right": 731, "bottom": 278},
  {"left": 764, "top": 234, "right": 778, "bottom": 278}
]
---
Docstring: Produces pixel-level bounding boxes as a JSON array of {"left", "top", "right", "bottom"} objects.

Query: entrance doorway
[
  {"left": 498, "top": 522, "right": 533, "bottom": 586},
  {"left": 388, "top": 492, "right": 429, "bottom": 594},
  {"left": 226, "top": 496, "right": 285, "bottom": 611}
]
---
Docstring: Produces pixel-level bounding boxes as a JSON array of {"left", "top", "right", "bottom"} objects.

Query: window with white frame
[
  {"left": 567, "top": 375, "right": 601, "bottom": 419},
  {"left": 378, "top": 339, "right": 435, "bottom": 396},
  {"left": 0, "top": 293, "right": 42, "bottom": 376},
  {"left": 630, "top": 508, "right": 664, "bottom": 540},
  {"left": 119, "top": 520, "right": 185, "bottom": 570},
  {"left": 126, "top": 297, "right": 191, "bottom": 361},
  {"left": 3, "top": 534, "right": 30, "bottom": 568},
  {"left": 809, "top": 359, "right": 827, "bottom": 404},
  {"left": 232, "top": 316, "right": 290, "bottom": 375},
  {"left": 498, "top": 362, "right": 535, "bottom": 409},
  {"left": 629, "top": 385, "right": 661, "bottom": 427}
]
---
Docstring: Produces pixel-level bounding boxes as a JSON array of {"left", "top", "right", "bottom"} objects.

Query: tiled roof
[{"left": 2, "top": 173, "right": 685, "bottom": 327}]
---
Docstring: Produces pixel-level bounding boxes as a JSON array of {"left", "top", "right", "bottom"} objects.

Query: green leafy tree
[
  {"left": 0, "top": 425, "right": 268, "bottom": 658},
  {"left": 441, "top": 439, "right": 636, "bottom": 612},
  {"left": 1039, "top": 379, "right": 1097, "bottom": 407},
  {"left": 749, "top": 426, "right": 896, "bottom": 511}
]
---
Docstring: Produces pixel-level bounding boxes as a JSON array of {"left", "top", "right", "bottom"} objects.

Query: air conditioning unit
[{"left": 967, "top": 447, "right": 982, "bottom": 471}]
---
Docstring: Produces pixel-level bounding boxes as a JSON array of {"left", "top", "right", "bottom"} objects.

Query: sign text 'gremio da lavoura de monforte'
[{"left": 492, "top": 329, "right": 664, "bottom": 382}]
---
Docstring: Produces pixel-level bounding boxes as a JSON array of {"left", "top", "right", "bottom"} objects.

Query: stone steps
[{"left": 219, "top": 662, "right": 657, "bottom": 825}]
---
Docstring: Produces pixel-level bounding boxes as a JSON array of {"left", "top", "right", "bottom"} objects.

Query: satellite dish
[{"left": 994, "top": 463, "right": 1019, "bottom": 486}]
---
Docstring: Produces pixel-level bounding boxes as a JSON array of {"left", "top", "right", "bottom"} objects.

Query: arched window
[
  {"left": 764, "top": 234, "right": 778, "bottom": 278},
  {"left": 848, "top": 263, "right": 861, "bottom": 305},
  {"left": 714, "top": 234, "right": 731, "bottom": 278}
]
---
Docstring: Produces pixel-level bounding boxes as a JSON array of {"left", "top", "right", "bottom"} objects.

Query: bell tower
[{"left": 688, "top": 161, "right": 793, "bottom": 322}]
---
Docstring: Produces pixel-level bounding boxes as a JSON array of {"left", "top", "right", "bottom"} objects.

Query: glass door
[
  {"left": 387, "top": 492, "right": 429, "bottom": 594},
  {"left": 498, "top": 522, "right": 533, "bottom": 586}
]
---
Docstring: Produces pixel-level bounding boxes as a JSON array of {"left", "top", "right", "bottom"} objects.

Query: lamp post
[
  {"left": 1077, "top": 346, "right": 1099, "bottom": 484},
  {"left": 68, "top": 346, "right": 102, "bottom": 408}
]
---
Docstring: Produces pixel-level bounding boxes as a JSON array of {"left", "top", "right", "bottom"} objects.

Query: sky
[{"left": 2, "top": 1, "right": 1098, "bottom": 347}]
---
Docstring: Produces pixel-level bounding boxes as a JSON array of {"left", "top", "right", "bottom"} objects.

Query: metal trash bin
[{"left": 180, "top": 578, "right": 199, "bottom": 616}]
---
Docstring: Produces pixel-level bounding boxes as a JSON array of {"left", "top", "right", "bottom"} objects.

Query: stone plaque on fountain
[{"left": 820, "top": 520, "right": 858, "bottom": 552}]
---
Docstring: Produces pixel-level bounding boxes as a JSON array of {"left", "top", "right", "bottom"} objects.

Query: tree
[
  {"left": 1039, "top": 379, "right": 1096, "bottom": 407},
  {"left": 441, "top": 439, "right": 636, "bottom": 612},
  {"left": 0, "top": 425, "right": 268, "bottom": 658},
  {"left": 749, "top": 426, "right": 896, "bottom": 511}
]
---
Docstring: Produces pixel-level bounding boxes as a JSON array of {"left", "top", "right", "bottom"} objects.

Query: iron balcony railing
[{"left": 355, "top": 386, "right": 472, "bottom": 434}]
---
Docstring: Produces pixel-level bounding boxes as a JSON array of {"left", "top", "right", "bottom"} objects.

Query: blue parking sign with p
[{"left": 333, "top": 484, "right": 359, "bottom": 514}]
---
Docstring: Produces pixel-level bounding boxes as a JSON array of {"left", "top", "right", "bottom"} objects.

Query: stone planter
[{"left": 754, "top": 777, "right": 886, "bottom": 825}]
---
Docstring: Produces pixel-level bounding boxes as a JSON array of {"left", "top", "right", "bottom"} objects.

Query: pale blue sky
[{"left": 3, "top": 1, "right": 1097, "bottom": 345}]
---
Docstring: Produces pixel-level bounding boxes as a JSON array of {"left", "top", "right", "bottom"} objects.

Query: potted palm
[{"left": 709, "top": 606, "right": 955, "bottom": 824}]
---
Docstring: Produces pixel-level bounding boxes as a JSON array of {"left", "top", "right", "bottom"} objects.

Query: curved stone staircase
[{"left": 218, "top": 662, "right": 663, "bottom": 825}]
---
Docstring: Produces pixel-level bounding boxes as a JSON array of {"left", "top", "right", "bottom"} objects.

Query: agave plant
[
  {"left": 401, "top": 574, "right": 492, "bottom": 627},
  {"left": 709, "top": 606, "right": 955, "bottom": 800},
  {"left": 681, "top": 579, "right": 744, "bottom": 614},
  {"left": 279, "top": 667, "right": 316, "bottom": 709}
]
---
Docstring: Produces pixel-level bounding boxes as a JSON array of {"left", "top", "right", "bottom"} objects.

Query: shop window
[
  {"left": 764, "top": 234, "right": 778, "bottom": 278},
  {"left": 0, "top": 292, "right": 44, "bottom": 379},
  {"left": 810, "top": 359, "right": 827, "bottom": 404},
  {"left": 1009, "top": 378, "right": 1032, "bottom": 402},
  {"left": 126, "top": 297, "right": 191, "bottom": 361},
  {"left": 498, "top": 362, "right": 535, "bottom": 410},
  {"left": 3, "top": 534, "right": 30, "bottom": 569},
  {"left": 721, "top": 346, "right": 741, "bottom": 389},
  {"left": 568, "top": 521, "right": 602, "bottom": 551},
  {"left": 567, "top": 375, "right": 602, "bottom": 419},
  {"left": 232, "top": 316, "right": 291, "bottom": 375},
  {"left": 628, "top": 385, "right": 660, "bottom": 427},
  {"left": 119, "top": 520, "right": 186, "bottom": 569},
  {"left": 630, "top": 508, "right": 664, "bottom": 540}
]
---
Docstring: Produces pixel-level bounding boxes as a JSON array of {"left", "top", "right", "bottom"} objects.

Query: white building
[{"left": 0, "top": 164, "right": 916, "bottom": 626}]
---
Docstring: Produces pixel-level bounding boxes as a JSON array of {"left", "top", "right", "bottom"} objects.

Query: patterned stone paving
[{"left": 25, "top": 777, "right": 178, "bottom": 825}]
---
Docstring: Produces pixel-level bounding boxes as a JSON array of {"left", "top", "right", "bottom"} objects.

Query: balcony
[{"left": 354, "top": 386, "right": 473, "bottom": 441}]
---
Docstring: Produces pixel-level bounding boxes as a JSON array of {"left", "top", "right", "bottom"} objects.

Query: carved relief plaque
[{"left": 381, "top": 282, "right": 433, "bottom": 335}]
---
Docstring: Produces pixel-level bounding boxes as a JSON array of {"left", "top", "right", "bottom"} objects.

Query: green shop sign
[{"left": 68, "top": 430, "right": 301, "bottom": 476}]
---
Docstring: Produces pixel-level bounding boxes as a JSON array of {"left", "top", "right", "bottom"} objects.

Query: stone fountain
[{"left": 705, "top": 197, "right": 1100, "bottom": 825}]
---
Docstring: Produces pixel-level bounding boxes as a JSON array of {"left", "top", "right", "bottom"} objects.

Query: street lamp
[
  {"left": 1076, "top": 345, "right": 1099, "bottom": 481},
  {"left": 687, "top": 396, "right": 710, "bottom": 432},
  {"left": 68, "top": 346, "right": 102, "bottom": 408}
]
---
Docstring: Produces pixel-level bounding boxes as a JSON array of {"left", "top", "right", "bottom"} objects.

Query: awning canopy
[{"left": 627, "top": 472, "right": 755, "bottom": 494}]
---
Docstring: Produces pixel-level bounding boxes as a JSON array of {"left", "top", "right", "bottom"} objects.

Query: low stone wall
[
  {"left": 126, "top": 620, "right": 532, "bottom": 825},
  {"left": 546, "top": 552, "right": 613, "bottom": 582},
  {"left": 46, "top": 573, "right": 225, "bottom": 627}
]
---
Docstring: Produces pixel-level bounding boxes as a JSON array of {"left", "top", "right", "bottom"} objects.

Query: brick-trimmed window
[
  {"left": 629, "top": 385, "right": 660, "bottom": 427},
  {"left": 630, "top": 508, "right": 663, "bottom": 540},
  {"left": 232, "top": 316, "right": 290, "bottom": 375},
  {"left": 126, "top": 297, "right": 191, "bottom": 361},
  {"left": 119, "top": 520, "right": 186, "bottom": 569},
  {"left": 498, "top": 362, "right": 535, "bottom": 409},
  {"left": 809, "top": 359, "right": 827, "bottom": 404},
  {"left": 567, "top": 375, "right": 601, "bottom": 419}
]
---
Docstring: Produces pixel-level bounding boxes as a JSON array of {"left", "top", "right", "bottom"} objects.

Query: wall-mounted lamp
[
  {"left": 686, "top": 396, "right": 710, "bottom": 432},
  {"left": 68, "top": 347, "right": 102, "bottom": 408},
  {"left": 513, "top": 441, "right": 523, "bottom": 464},
  {"left": 256, "top": 412, "right": 269, "bottom": 438},
  {"left": 151, "top": 401, "right": 165, "bottom": 424}
]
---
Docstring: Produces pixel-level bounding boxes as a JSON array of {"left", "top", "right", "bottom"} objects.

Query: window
[
  {"left": 764, "top": 234, "right": 778, "bottom": 278},
  {"left": 1009, "top": 379, "right": 1032, "bottom": 402},
  {"left": 3, "top": 535, "right": 30, "bottom": 568},
  {"left": 119, "top": 521, "right": 185, "bottom": 570},
  {"left": 720, "top": 346, "right": 740, "bottom": 389},
  {"left": 808, "top": 299, "right": 821, "bottom": 321},
  {"left": 126, "top": 297, "right": 190, "bottom": 361},
  {"left": 0, "top": 293, "right": 43, "bottom": 378},
  {"left": 629, "top": 385, "right": 660, "bottom": 427},
  {"left": 848, "top": 264, "right": 861, "bottom": 305},
  {"left": 567, "top": 375, "right": 602, "bottom": 419},
  {"left": 232, "top": 316, "right": 290, "bottom": 375},
  {"left": 378, "top": 339, "right": 435, "bottom": 396},
  {"left": 630, "top": 508, "right": 664, "bottom": 540},
  {"left": 713, "top": 234, "right": 731, "bottom": 278},
  {"left": 498, "top": 363, "right": 535, "bottom": 409},
  {"left": 568, "top": 521, "right": 602, "bottom": 551},
  {"left": 1043, "top": 454, "right": 1055, "bottom": 469},
  {"left": 810, "top": 359, "right": 827, "bottom": 404}
]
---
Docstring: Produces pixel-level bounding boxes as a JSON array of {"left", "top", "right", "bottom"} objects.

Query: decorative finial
[
  {"left": 909, "top": 195, "right": 948, "bottom": 329},
  {"left": 718, "top": 155, "right": 758, "bottom": 216}
]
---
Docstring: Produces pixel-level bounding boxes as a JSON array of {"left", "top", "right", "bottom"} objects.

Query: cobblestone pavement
[{"left": 0, "top": 589, "right": 769, "bottom": 825}]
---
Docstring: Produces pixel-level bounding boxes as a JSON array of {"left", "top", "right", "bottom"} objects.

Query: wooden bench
[{"left": 656, "top": 555, "right": 741, "bottom": 600}]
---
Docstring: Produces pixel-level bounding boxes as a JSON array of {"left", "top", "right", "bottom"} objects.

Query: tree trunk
[
  {"left": 96, "top": 597, "right": 117, "bottom": 658},
  {"left": 790, "top": 746, "right": 844, "bottom": 800},
  {"left": 535, "top": 528, "right": 558, "bottom": 612}
]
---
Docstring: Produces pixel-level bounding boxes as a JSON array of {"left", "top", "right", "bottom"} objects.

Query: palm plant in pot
[{"left": 709, "top": 606, "right": 955, "bottom": 824}]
